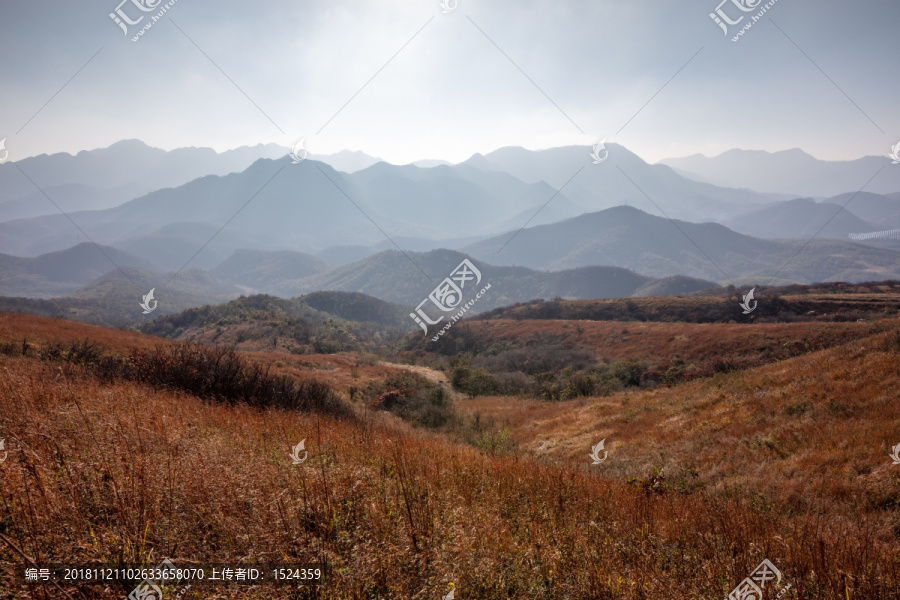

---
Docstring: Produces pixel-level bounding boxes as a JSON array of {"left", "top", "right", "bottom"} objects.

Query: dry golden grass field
[{"left": 1, "top": 310, "right": 899, "bottom": 599}]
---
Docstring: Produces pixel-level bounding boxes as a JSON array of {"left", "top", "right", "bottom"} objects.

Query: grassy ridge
[{"left": 0, "top": 315, "right": 898, "bottom": 598}]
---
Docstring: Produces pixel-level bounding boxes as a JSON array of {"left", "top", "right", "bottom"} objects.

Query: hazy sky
[{"left": 0, "top": 0, "right": 897, "bottom": 164}]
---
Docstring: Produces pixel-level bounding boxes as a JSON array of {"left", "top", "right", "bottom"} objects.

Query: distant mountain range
[
  {"left": 273, "top": 248, "right": 718, "bottom": 310},
  {"left": 312, "top": 149, "right": 384, "bottom": 173},
  {"left": 0, "top": 266, "right": 239, "bottom": 327},
  {"left": 0, "top": 142, "right": 791, "bottom": 261},
  {"left": 0, "top": 155, "right": 584, "bottom": 258},
  {"left": 3, "top": 140, "right": 900, "bottom": 324},
  {"left": 659, "top": 148, "right": 900, "bottom": 198},
  {"left": 0, "top": 140, "right": 286, "bottom": 222},
  {"left": 723, "top": 197, "right": 876, "bottom": 239},
  {"left": 463, "top": 206, "right": 900, "bottom": 284},
  {"left": 464, "top": 144, "right": 781, "bottom": 223},
  {"left": 0, "top": 244, "right": 719, "bottom": 326},
  {"left": 211, "top": 249, "right": 329, "bottom": 290},
  {"left": 0, "top": 243, "right": 155, "bottom": 297}
]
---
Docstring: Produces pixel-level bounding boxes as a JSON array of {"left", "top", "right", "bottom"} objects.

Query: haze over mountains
[
  {"left": 464, "top": 206, "right": 900, "bottom": 284},
  {"left": 0, "top": 140, "right": 287, "bottom": 221},
  {"left": 1, "top": 139, "right": 899, "bottom": 325},
  {"left": 659, "top": 148, "right": 900, "bottom": 198}
]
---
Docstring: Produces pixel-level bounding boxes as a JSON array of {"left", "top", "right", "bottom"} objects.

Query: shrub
[
  {"left": 368, "top": 372, "right": 458, "bottom": 430},
  {"left": 3, "top": 338, "right": 349, "bottom": 418},
  {"left": 449, "top": 360, "right": 504, "bottom": 398}
]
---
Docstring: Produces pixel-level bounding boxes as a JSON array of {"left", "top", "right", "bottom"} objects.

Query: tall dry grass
[{"left": 1, "top": 323, "right": 898, "bottom": 598}]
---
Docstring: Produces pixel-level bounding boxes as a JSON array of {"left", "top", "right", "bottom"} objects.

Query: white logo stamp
[
  {"left": 290, "top": 439, "right": 308, "bottom": 465},
  {"left": 289, "top": 139, "right": 308, "bottom": 164},
  {"left": 590, "top": 139, "right": 609, "bottom": 164},
  {"left": 726, "top": 559, "right": 787, "bottom": 600},
  {"left": 739, "top": 288, "right": 757, "bottom": 314},
  {"left": 140, "top": 288, "right": 158, "bottom": 314},
  {"left": 588, "top": 439, "right": 608, "bottom": 465},
  {"left": 711, "top": 0, "right": 781, "bottom": 42},
  {"left": 110, "top": 0, "right": 180, "bottom": 42},
  {"left": 410, "top": 259, "right": 491, "bottom": 341}
]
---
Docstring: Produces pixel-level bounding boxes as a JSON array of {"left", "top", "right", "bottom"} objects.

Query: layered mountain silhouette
[
  {"left": 723, "top": 198, "right": 876, "bottom": 239},
  {"left": 2, "top": 140, "right": 900, "bottom": 319},
  {"left": 0, "top": 266, "right": 240, "bottom": 327},
  {"left": 0, "top": 140, "right": 286, "bottom": 221},
  {"left": 463, "top": 206, "right": 900, "bottom": 284},
  {"left": 211, "top": 249, "right": 330, "bottom": 290},
  {"left": 464, "top": 144, "right": 781, "bottom": 222},
  {"left": 0, "top": 243, "right": 156, "bottom": 297},
  {"left": 0, "top": 154, "right": 585, "bottom": 258},
  {"left": 0, "top": 245, "right": 719, "bottom": 323},
  {"left": 660, "top": 148, "right": 900, "bottom": 197},
  {"left": 273, "top": 248, "right": 717, "bottom": 310}
]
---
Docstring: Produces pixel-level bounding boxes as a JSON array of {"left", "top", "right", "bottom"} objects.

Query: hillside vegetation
[
  {"left": 139, "top": 292, "right": 412, "bottom": 354},
  {"left": 476, "top": 281, "right": 900, "bottom": 323},
  {"left": 0, "top": 312, "right": 898, "bottom": 598}
]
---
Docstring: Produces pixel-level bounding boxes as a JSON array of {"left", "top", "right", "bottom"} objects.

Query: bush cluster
[
  {"left": 1, "top": 338, "right": 348, "bottom": 417},
  {"left": 123, "top": 345, "right": 346, "bottom": 415},
  {"left": 366, "top": 372, "right": 457, "bottom": 430}
]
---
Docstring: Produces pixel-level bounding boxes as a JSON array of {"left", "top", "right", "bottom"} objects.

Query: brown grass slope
[
  {"left": 442, "top": 318, "right": 887, "bottom": 375},
  {"left": 0, "top": 314, "right": 898, "bottom": 598},
  {"left": 457, "top": 325, "right": 900, "bottom": 544}
]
